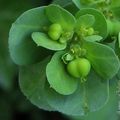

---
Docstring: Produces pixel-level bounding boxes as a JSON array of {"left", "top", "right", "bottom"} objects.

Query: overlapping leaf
[
  {"left": 45, "top": 70, "right": 109, "bottom": 116},
  {"left": 83, "top": 40, "right": 120, "bottom": 79},
  {"left": 32, "top": 32, "right": 66, "bottom": 51},
  {"left": 19, "top": 57, "right": 54, "bottom": 111},
  {"left": 76, "top": 8, "right": 108, "bottom": 39},
  {"left": 19, "top": 55, "right": 109, "bottom": 115},
  {"left": 46, "top": 51, "right": 78, "bottom": 95},
  {"left": 9, "top": 7, "right": 50, "bottom": 65},
  {"left": 45, "top": 4, "right": 76, "bottom": 31},
  {"left": 84, "top": 35, "right": 103, "bottom": 42},
  {"left": 72, "top": 77, "right": 118, "bottom": 120},
  {"left": 75, "top": 14, "right": 95, "bottom": 29}
]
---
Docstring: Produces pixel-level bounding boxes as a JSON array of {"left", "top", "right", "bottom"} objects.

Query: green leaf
[
  {"left": 84, "top": 35, "right": 103, "bottom": 42},
  {"left": 46, "top": 51, "right": 78, "bottom": 95},
  {"left": 9, "top": 6, "right": 50, "bottom": 65},
  {"left": 72, "top": 0, "right": 98, "bottom": 9},
  {"left": 83, "top": 41, "right": 120, "bottom": 79},
  {"left": 45, "top": 4, "right": 76, "bottom": 31},
  {"left": 111, "top": 7, "right": 120, "bottom": 21},
  {"left": 52, "top": 0, "right": 72, "bottom": 7},
  {"left": 32, "top": 32, "right": 66, "bottom": 51},
  {"left": 76, "top": 8, "right": 108, "bottom": 39},
  {"left": 72, "top": 0, "right": 83, "bottom": 9},
  {"left": 45, "top": 70, "right": 109, "bottom": 116},
  {"left": 72, "top": 0, "right": 107, "bottom": 10},
  {"left": 76, "top": 14, "right": 95, "bottom": 28},
  {"left": 110, "top": 0, "right": 120, "bottom": 8},
  {"left": 118, "top": 32, "right": 120, "bottom": 48},
  {"left": 19, "top": 57, "right": 54, "bottom": 111},
  {"left": 19, "top": 52, "right": 109, "bottom": 115},
  {"left": 72, "top": 77, "right": 118, "bottom": 120}
]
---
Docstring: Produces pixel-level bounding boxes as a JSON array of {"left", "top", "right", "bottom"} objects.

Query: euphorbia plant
[{"left": 9, "top": 2, "right": 120, "bottom": 117}]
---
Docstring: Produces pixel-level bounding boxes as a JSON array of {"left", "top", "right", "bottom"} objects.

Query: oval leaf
[
  {"left": 46, "top": 51, "right": 78, "bottom": 95},
  {"left": 45, "top": 4, "right": 76, "bottom": 31},
  {"left": 32, "top": 32, "right": 66, "bottom": 51},
  {"left": 84, "top": 35, "right": 103, "bottom": 42},
  {"left": 76, "top": 8, "right": 108, "bottom": 39},
  {"left": 72, "top": 77, "right": 118, "bottom": 120},
  {"left": 83, "top": 41, "right": 120, "bottom": 79},
  {"left": 76, "top": 14, "right": 95, "bottom": 29},
  {"left": 9, "top": 7, "right": 50, "bottom": 65},
  {"left": 19, "top": 57, "right": 54, "bottom": 111}
]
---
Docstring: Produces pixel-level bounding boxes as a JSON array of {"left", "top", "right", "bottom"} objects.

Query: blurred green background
[
  {"left": 0, "top": 0, "right": 119, "bottom": 120},
  {"left": 0, "top": 0, "right": 68, "bottom": 120}
]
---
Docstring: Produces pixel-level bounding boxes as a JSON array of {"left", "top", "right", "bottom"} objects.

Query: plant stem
[
  {"left": 82, "top": 81, "right": 89, "bottom": 115},
  {"left": 107, "top": 19, "right": 120, "bottom": 36}
]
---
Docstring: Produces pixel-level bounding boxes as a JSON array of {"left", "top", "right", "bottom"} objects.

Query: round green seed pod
[
  {"left": 77, "top": 58, "right": 91, "bottom": 77},
  {"left": 67, "top": 59, "right": 80, "bottom": 78},
  {"left": 48, "top": 31, "right": 61, "bottom": 41},
  {"left": 67, "top": 58, "right": 91, "bottom": 78},
  {"left": 48, "top": 23, "right": 62, "bottom": 40},
  {"left": 87, "top": 27, "right": 94, "bottom": 36}
]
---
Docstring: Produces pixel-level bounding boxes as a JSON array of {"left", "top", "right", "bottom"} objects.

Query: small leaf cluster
[{"left": 9, "top": 0, "right": 120, "bottom": 116}]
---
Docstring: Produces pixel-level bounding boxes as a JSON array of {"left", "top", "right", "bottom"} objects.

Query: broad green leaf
[
  {"left": 32, "top": 32, "right": 66, "bottom": 51},
  {"left": 76, "top": 8, "right": 108, "bottom": 39},
  {"left": 83, "top": 41, "right": 120, "bottom": 79},
  {"left": 46, "top": 51, "right": 78, "bottom": 95},
  {"left": 9, "top": 7, "right": 51, "bottom": 65},
  {"left": 45, "top": 4, "right": 76, "bottom": 31},
  {"left": 72, "top": 0, "right": 103, "bottom": 9},
  {"left": 19, "top": 57, "right": 54, "bottom": 111},
  {"left": 76, "top": 14, "right": 95, "bottom": 29},
  {"left": 84, "top": 35, "right": 103, "bottom": 42},
  {"left": 72, "top": 77, "right": 118, "bottom": 120},
  {"left": 45, "top": 70, "right": 109, "bottom": 116}
]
